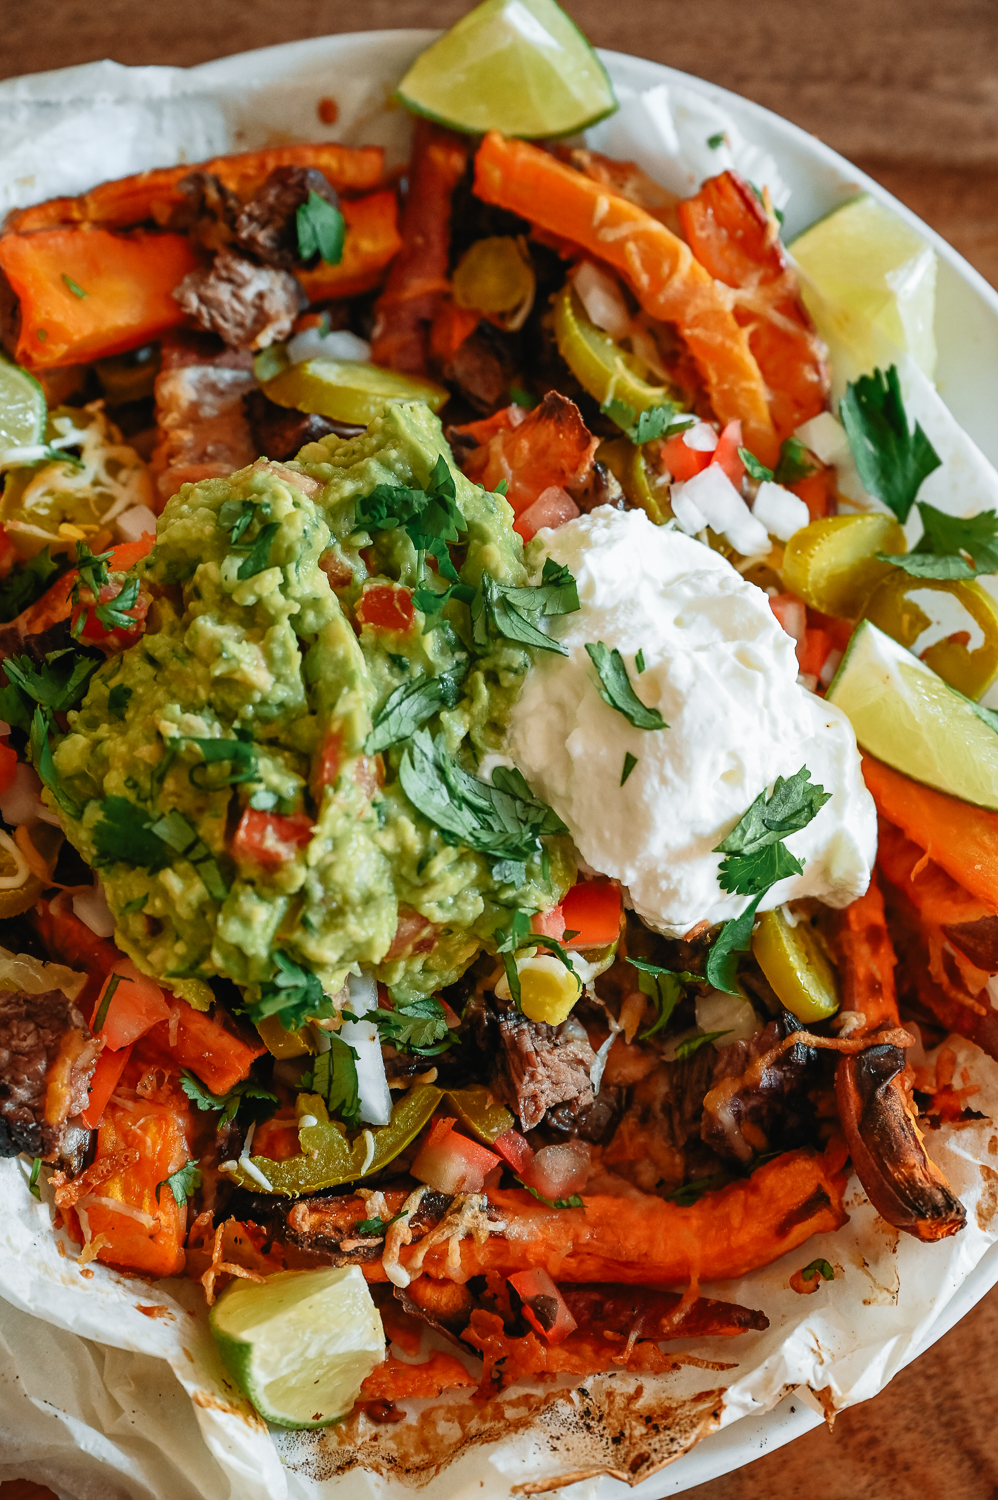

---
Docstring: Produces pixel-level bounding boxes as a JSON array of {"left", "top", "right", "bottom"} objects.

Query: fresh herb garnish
[
  {"left": 620, "top": 750, "right": 638, "bottom": 786},
  {"left": 61, "top": 274, "right": 88, "bottom": 298},
  {"left": 774, "top": 436, "right": 817, "bottom": 486},
  {"left": 705, "top": 896, "right": 761, "bottom": 996},
  {"left": 674, "top": 1029, "right": 730, "bottom": 1060},
  {"left": 878, "top": 500, "right": 998, "bottom": 579},
  {"left": 713, "top": 766, "right": 830, "bottom": 897},
  {"left": 356, "top": 1209, "right": 409, "bottom": 1236},
  {"left": 472, "top": 573, "right": 565, "bottom": 655},
  {"left": 521, "top": 1183, "right": 584, "bottom": 1209},
  {"left": 839, "top": 364, "right": 941, "bottom": 523},
  {"left": 0, "top": 548, "right": 62, "bottom": 624},
  {"left": 183, "top": 733, "right": 258, "bottom": 789},
  {"left": 364, "top": 672, "right": 462, "bottom": 756},
  {"left": 398, "top": 731, "right": 567, "bottom": 882},
  {"left": 27, "top": 1158, "right": 42, "bottom": 1200},
  {"left": 301, "top": 1034, "right": 360, "bottom": 1128},
  {"left": 149, "top": 808, "right": 229, "bottom": 899},
  {"left": 635, "top": 649, "right": 646, "bottom": 674},
  {"left": 371, "top": 995, "right": 453, "bottom": 1055},
  {"left": 30, "top": 707, "right": 83, "bottom": 819},
  {"left": 107, "top": 683, "right": 133, "bottom": 719},
  {"left": 157, "top": 1161, "right": 202, "bottom": 1207},
  {"left": 356, "top": 455, "right": 466, "bottom": 585},
  {"left": 236, "top": 521, "right": 281, "bottom": 581},
  {"left": 601, "top": 397, "right": 690, "bottom": 445},
  {"left": 93, "top": 972, "right": 129, "bottom": 1034},
  {"left": 245, "top": 950, "right": 334, "bottom": 1031},
  {"left": 94, "top": 574, "right": 140, "bottom": 633},
  {"left": 91, "top": 795, "right": 171, "bottom": 870},
  {"left": 0, "top": 648, "right": 98, "bottom": 729},
  {"left": 218, "top": 497, "right": 269, "bottom": 546},
  {"left": 585, "top": 641, "right": 667, "bottom": 730},
  {"left": 296, "top": 190, "right": 346, "bottom": 266},
  {"left": 801, "top": 1257, "right": 835, "bottom": 1282},
  {"left": 664, "top": 1171, "right": 731, "bottom": 1206},
  {"left": 119, "top": 894, "right": 148, "bottom": 914},
  {"left": 508, "top": 385, "right": 537, "bottom": 410},
  {"left": 179, "top": 1070, "right": 277, "bottom": 1126},
  {"left": 738, "top": 448, "right": 774, "bottom": 483},
  {"left": 707, "top": 131, "right": 726, "bottom": 149},
  {"left": 625, "top": 957, "right": 698, "bottom": 1039}
]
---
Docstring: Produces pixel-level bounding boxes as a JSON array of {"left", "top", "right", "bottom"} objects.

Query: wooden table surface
[{"left": 2, "top": 2, "right": 998, "bottom": 1497}]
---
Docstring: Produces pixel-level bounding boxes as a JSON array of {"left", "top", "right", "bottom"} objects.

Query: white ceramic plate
[{"left": 3, "top": 28, "right": 998, "bottom": 1499}]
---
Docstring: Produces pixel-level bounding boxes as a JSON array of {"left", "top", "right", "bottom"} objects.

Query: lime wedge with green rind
[
  {"left": 210, "top": 1266, "right": 385, "bottom": 1429},
  {"left": 396, "top": 0, "right": 617, "bottom": 139},
  {"left": 0, "top": 356, "right": 46, "bottom": 452},
  {"left": 826, "top": 619, "right": 998, "bottom": 809}
]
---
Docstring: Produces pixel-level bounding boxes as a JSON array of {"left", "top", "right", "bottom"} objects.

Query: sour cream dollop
[{"left": 507, "top": 508, "right": 877, "bottom": 937}]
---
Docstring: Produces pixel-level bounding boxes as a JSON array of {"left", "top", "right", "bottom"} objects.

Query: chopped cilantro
[
  {"left": 674, "top": 1029, "right": 730, "bottom": 1060},
  {"left": 61, "top": 274, "right": 88, "bottom": 298},
  {"left": 119, "top": 894, "right": 148, "bottom": 914},
  {"left": 585, "top": 641, "right": 667, "bottom": 730},
  {"left": 30, "top": 708, "right": 83, "bottom": 819},
  {"left": 107, "top": 683, "right": 133, "bottom": 719},
  {"left": 236, "top": 521, "right": 281, "bottom": 582},
  {"left": 183, "top": 733, "right": 258, "bottom": 789},
  {"left": 625, "top": 957, "right": 698, "bottom": 1039},
  {"left": 302, "top": 1034, "right": 360, "bottom": 1128},
  {"left": 0, "top": 548, "right": 62, "bottom": 624},
  {"left": 738, "top": 447, "right": 774, "bottom": 482},
  {"left": 93, "top": 971, "right": 129, "bottom": 1033},
  {"left": 27, "top": 1157, "right": 41, "bottom": 1200},
  {"left": 219, "top": 497, "right": 269, "bottom": 546},
  {"left": 1, "top": 648, "right": 98, "bottom": 728},
  {"left": 364, "top": 671, "right": 463, "bottom": 756},
  {"left": 664, "top": 1171, "right": 731, "bottom": 1205},
  {"left": 92, "top": 797, "right": 166, "bottom": 869},
  {"left": 296, "top": 190, "right": 345, "bottom": 266},
  {"left": 94, "top": 574, "right": 140, "bottom": 633},
  {"left": 774, "top": 436, "right": 817, "bottom": 486},
  {"left": 635, "top": 649, "right": 646, "bottom": 674},
  {"left": 705, "top": 893, "right": 761, "bottom": 996},
  {"left": 356, "top": 1209, "right": 409, "bottom": 1236},
  {"left": 371, "top": 995, "right": 453, "bottom": 1055},
  {"left": 157, "top": 1160, "right": 202, "bottom": 1207},
  {"left": 878, "top": 500, "right": 998, "bottom": 579},
  {"left": 521, "top": 1183, "right": 584, "bottom": 1209},
  {"left": 602, "top": 397, "right": 688, "bottom": 445},
  {"left": 620, "top": 750, "right": 638, "bottom": 786},
  {"left": 707, "top": 131, "right": 726, "bottom": 149},
  {"left": 801, "top": 1257, "right": 835, "bottom": 1282},
  {"left": 356, "top": 455, "right": 466, "bottom": 586},
  {"left": 245, "top": 950, "right": 334, "bottom": 1031},
  {"left": 179, "top": 1069, "right": 277, "bottom": 1126},
  {"left": 713, "top": 765, "right": 830, "bottom": 896},
  {"left": 840, "top": 364, "right": 941, "bottom": 523},
  {"left": 508, "top": 385, "right": 537, "bottom": 410}
]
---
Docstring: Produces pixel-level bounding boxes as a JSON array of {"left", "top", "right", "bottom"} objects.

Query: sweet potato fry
[
  {"left": 7, "top": 142, "right": 384, "bottom": 234},
  {"left": 677, "top": 171, "right": 828, "bottom": 443},
  {"left": 449, "top": 392, "right": 597, "bottom": 516},
  {"left": 473, "top": 132, "right": 779, "bottom": 465},
  {"left": 359, "top": 1351, "right": 475, "bottom": 1403},
  {"left": 370, "top": 120, "right": 468, "bottom": 375},
  {"left": 296, "top": 190, "right": 402, "bottom": 302}
]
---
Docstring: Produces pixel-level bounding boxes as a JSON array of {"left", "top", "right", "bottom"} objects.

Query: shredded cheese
[{"left": 381, "top": 1185, "right": 427, "bottom": 1288}]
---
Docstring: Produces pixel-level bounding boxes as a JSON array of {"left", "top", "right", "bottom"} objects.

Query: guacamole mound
[{"left": 51, "top": 404, "right": 574, "bottom": 1008}]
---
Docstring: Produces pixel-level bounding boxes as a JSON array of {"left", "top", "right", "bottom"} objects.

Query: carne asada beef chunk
[
  {"left": 568, "top": 458, "right": 625, "bottom": 514},
  {"left": 173, "top": 249, "right": 305, "bottom": 352},
  {"left": 151, "top": 332, "right": 258, "bottom": 500},
  {"left": 545, "top": 1084, "right": 624, "bottom": 1144},
  {"left": 173, "top": 171, "right": 240, "bottom": 254},
  {"left": 436, "top": 324, "right": 514, "bottom": 414},
  {"left": 244, "top": 389, "right": 358, "bottom": 461},
  {"left": 490, "top": 996, "right": 596, "bottom": 1131},
  {"left": 0, "top": 987, "right": 98, "bottom": 1160},
  {"left": 700, "top": 1014, "right": 820, "bottom": 1164},
  {"left": 235, "top": 166, "right": 340, "bottom": 270}
]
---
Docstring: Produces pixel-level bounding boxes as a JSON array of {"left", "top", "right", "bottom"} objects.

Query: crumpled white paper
[{"left": 2, "top": 31, "right": 998, "bottom": 1500}]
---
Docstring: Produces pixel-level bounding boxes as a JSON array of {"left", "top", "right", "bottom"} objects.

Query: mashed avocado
[{"left": 50, "top": 404, "right": 574, "bottom": 1009}]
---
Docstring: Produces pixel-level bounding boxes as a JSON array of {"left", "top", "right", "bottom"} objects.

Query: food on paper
[{"left": 1, "top": 0, "right": 998, "bottom": 1490}]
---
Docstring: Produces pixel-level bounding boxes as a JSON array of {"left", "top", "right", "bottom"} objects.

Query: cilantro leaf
[
  {"left": 521, "top": 1183, "right": 584, "bottom": 1209},
  {"left": 774, "top": 436, "right": 817, "bottom": 486},
  {"left": 303, "top": 1034, "right": 360, "bottom": 1127},
  {"left": 371, "top": 995, "right": 453, "bottom": 1055},
  {"left": 219, "top": 497, "right": 269, "bottom": 546},
  {"left": 625, "top": 957, "right": 698, "bottom": 1039},
  {"left": 707, "top": 131, "right": 726, "bottom": 149},
  {"left": 635, "top": 649, "right": 646, "bottom": 674},
  {"left": 0, "top": 548, "right": 63, "bottom": 624},
  {"left": 183, "top": 734, "right": 258, "bottom": 789},
  {"left": 413, "top": 579, "right": 475, "bottom": 626},
  {"left": 61, "top": 273, "right": 88, "bottom": 299},
  {"left": 880, "top": 500, "right": 998, "bottom": 579},
  {"left": 472, "top": 573, "right": 568, "bottom": 656},
  {"left": 4, "top": 648, "right": 98, "bottom": 715},
  {"left": 738, "top": 448, "right": 774, "bottom": 482},
  {"left": 496, "top": 557, "right": 581, "bottom": 619},
  {"left": 601, "top": 397, "right": 688, "bottom": 445},
  {"left": 585, "top": 641, "right": 667, "bottom": 730},
  {"left": 399, "top": 730, "right": 567, "bottom": 871},
  {"left": 801, "top": 1257, "right": 835, "bottom": 1282},
  {"left": 620, "top": 750, "right": 638, "bottom": 785},
  {"left": 30, "top": 708, "right": 83, "bottom": 819},
  {"left": 714, "top": 765, "right": 830, "bottom": 896},
  {"left": 245, "top": 950, "right": 334, "bottom": 1031},
  {"left": 92, "top": 795, "right": 171, "bottom": 870},
  {"left": 674, "top": 1029, "right": 731, "bottom": 1060},
  {"left": 27, "top": 1157, "right": 42, "bottom": 1199},
  {"left": 840, "top": 365, "right": 941, "bottom": 523},
  {"left": 664, "top": 1171, "right": 731, "bottom": 1205},
  {"left": 179, "top": 1069, "right": 277, "bottom": 1126},
  {"left": 107, "top": 683, "right": 132, "bottom": 719},
  {"left": 157, "top": 1161, "right": 201, "bottom": 1206},
  {"left": 705, "top": 894, "right": 762, "bottom": 996},
  {"left": 356, "top": 456, "right": 466, "bottom": 585},
  {"left": 236, "top": 521, "right": 281, "bottom": 581},
  {"left": 119, "top": 894, "right": 148, "bottom": 914},
  {"left": 356, "top": 1210, "right": 408, "bottom": 1236},
  {"left": 296, "top": 190, "right": 345, "bottom": 266},
  {"left": 94, "top": 575, "right": 140, "bottom": 633},
  {"left": 71, "top": 541, "right": 111, "bottom": 602},
  {"left": 149, "top": 808, "right": 228, "bottom": 899},
  {"left": 364, "top": 672, "right": 462, "bottom": 756}
]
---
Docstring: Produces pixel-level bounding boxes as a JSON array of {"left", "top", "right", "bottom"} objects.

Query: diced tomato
[
  {"left": 0, "top": 742, "right": 17, "bottom": 796},
  {"left": 32, "top": 902, "right": 119, "bottom": 1013},
  {"left": 231, "top": 807, "right": 314, "bottom": 871},
  {"left": 560, "top": 879, "right": 621, "bottom": 948},
  {"left": 109, "top": 537, "right": 155, "bottom": 570},
  {"left": 513, "top": 484, "right": 580, "bottom": 543},
  {"left": 710, "top": 419, "right": 745, "bottom": 487},
  {"left": 312, "top": 728, "right": 342, "bottom": 795},
  {"left": 356, "top": 584, "right": 414, "bottom": 633},
  {"left": 139, "top": 1004, "right": 265, "bottom": 1095},
  {"left": 71, "top": 580, "right": 148, "bottom": 650},
  {"left": 769, "top": 592, "right": 807, "bottom": 647},
  {"left": 797, "top": 626, "right": 833, "bottom": 679},
  {"left": 80, "top": 1043, "right": 132, "bottom": 1129},
  {"left": 789, "top": 467, "right": 835, "bottom": 521},
  {"left": 411, "top": 1117, "right": 501, "bottom": 1194},
  {"left": 530, "top": 905, "right": 565, "bottom": 940},
  {"left": 661, "top": 431, "right": 711, "bottom": 481},
  {"left": 493, "top": 1127, "right": 534, "bottom": 1175},
  {"left": 91, "top": 958, "right": 171, "bottom": 1051},
  {"left": 508, "top": 1269, "right": 578, "bottom": 1345}
]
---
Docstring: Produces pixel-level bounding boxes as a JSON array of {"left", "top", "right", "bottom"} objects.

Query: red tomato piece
[
  {"left": 231, "top": 808, "right": 314, "bottom": 870},
  {"left": 560, "top": 880, "right": 621, "bottom": 948},
  {"left": 493, "top": 1127, "right": 534, "bottom": 1175},
  {"left": 508, "top": 1268, "right": 578, "bottom": 1345},
  {"left": 91, "top": 959, "right": 171, "bottom": 1051},
  {"left": 513, "top": 485, "right": 580, "bottom": 543},
  {"left": 797, "top": 626, "right": 833, "bottom": 679},
  {"left": 530, "top": 905, "right": 565, "bottom": 940},
  {"left": 312, "top": 729, "right": 342, "bottom": 794},
  {"left": 71, "top": 579, "right": 148, "bottom": 650},
  {"left": 769, "top": 592, "right": 806, "bottom": 646},
  {"left": 356, "top": 584, "right": 414, "bottom": 633},
  {"left": 710, "top": 419, "right": 745, "bottom": 487},
  {"left": 0, "top": 742, "right": 17, "bottom": 796},
  {"left": 411, "top": 1117, "right": 501, "bottom": 1194},
  {"left": 661, "top": 432, "right": 712, "bottom": 481},
  {"left": 80, "top": 1042, "right": 133, "bottom": 1129}
]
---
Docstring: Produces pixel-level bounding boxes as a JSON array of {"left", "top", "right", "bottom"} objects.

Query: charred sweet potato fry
[
  {"left": 677, "top": 171, "right": 828, "bottom": 442},
  {"left": 370, "top": 121, "right": 468, "bottom": 375},
  {"left": 450, "top": 392, "right": 597, "bottom": 516},
  {"left": 359, "top": 1351, "right": 475, "bottom": 1403}
]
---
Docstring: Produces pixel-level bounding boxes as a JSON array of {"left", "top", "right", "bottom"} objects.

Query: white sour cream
[{"left": 507, "top": 507, "right": 877, "bottom": 937}]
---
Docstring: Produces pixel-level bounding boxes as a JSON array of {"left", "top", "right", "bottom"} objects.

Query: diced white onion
[
  {"left": 116, "top": 505, "right": 158, "bottom": 543},
  {"left": 346, "top": 970, "right": 378, "bottom": 1018},
  {"left": 752, "top": 480, "right": 810, "bottom": 542},
  {"left": 287, "top": 327, "right": 371, "bottom": 364},
  {"left": 670, "top": 482, "right": 708, "bottom": 536},
  {"left": 298, "top": 1114, "right": 318, "bottom": 1129},
  {"left": 820, "top": 649, "right": 843, "bottom": 687},
  {"left": 72, "top": 875, "right": 115, "bottom": 937},
  {"left": 0, "top": 762, "right": 60, "bottom": 827},
  {"left": 682, "top": 421, "right": 719, "bottom": 452},
  {"left": 695, "top": 988, "right": 761, "bottom": 1047},
  {"left": 673, "top": 464, "right": 769, "bottom": 556},
  {"left": 340, "top": 1017, "right": 392, "bottom": 1127},
  {"left": 571, "top": 260, "right": 631, "bottom": 341},
  {"left": 793, "top": 412, "right": 849, "bottom": 467}
]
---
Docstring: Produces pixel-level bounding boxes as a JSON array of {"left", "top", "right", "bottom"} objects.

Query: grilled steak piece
[
  {"left": 436, "top": 326, "right": 513, "bottom": 414},
  {"left": 244, "top": 389, "right": 357, "bottom": 462},
  {"left": 174, "top": 249, "right": 305, "bottom": 352},
  {"left": 0, "top": 987, "right": 98, "bottom": 1161},
  {"left": 700, "top": 1015, "right": 820, "bottom": 1164},
  {"left": 235, "top": 166, "right": 340, "bottom": 270},
  {"left": 491, "top": 998, "right": 596, "bottom": 1131},
  {"left": 151, "top": 333, "right": 257, "bottom": 503},
  {"left": 172, "top": 171, "right": 240, "bottom": 254}
]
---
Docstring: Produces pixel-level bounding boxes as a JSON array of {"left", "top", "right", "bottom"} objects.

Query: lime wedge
[
  {"left": 0, "top": 355, "right": 46, "bottom": 451},
  {"left": 790, "top": 195, "right": 937, "bottom": 378},
  {"left": 396, "top": 0, "right": 617, "bottom": 139},
  {"left": 260, "top": 357, "right": 448, "bottom": 426},
  {"left": 826, "top": 619, "right": 998, "bottom": 809},
  {"left": 209, "top": 1266, "right": 385, "bottom": 1428}
]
